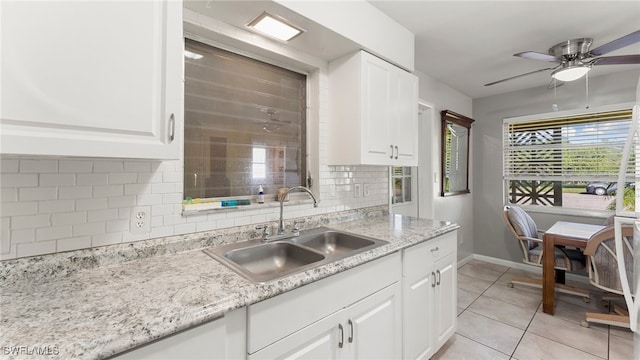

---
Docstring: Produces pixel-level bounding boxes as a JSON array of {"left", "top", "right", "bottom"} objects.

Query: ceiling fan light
[{"left": 551, "top": 65, "right": 591, "bottom": 82}]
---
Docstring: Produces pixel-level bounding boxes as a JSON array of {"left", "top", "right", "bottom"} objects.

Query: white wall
[
  {"left": 416, "top": 70, "right": 474, "bottom": 260},
  {"left": 472, "top": 69, "right": 640, "bottom": 263},
  {"left": 0, "top": 12, "right": 391, "bottom": 260},
  {"left": 275, "top": 0, "right": 414, "bottom": 71}
]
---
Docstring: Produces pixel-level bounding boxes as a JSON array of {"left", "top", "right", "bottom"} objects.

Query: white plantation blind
[{"left": 503, "top": 108, "right": 634, "bottom": 183}]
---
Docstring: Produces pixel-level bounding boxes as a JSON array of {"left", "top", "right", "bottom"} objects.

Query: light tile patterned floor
[{"left": 433, "top": 259, "right": 635, "bottom": 360}]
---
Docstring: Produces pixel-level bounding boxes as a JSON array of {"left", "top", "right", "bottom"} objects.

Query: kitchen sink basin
[
  {"left": 224, "top": 242, "right": 325, "bottom": 279},
  {"left": 291, "top": 231, "right": 377, "bottom": 256},
  {"left": 203, "top": 228, "right": 388, "bottom": 283}
]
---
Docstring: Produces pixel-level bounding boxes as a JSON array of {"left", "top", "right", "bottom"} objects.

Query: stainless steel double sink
[{"left": 203, "top": 227, "right": 388, "bottom": 283}]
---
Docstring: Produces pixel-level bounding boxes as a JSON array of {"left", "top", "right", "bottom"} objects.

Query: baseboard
[
  {"left": 467, "top": 254, "right": 590, "bottom": 284},
  {"left": 457, "top": 254, "right": 474, "bottom": 267}
]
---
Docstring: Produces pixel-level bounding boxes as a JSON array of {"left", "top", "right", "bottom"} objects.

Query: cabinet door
[
  {"left": 434, "top": 252, "right": 457, "bottom": 349},
  {"left": 116, "top": 309, "right": 246, "bottom": 359},
  {"left": 249, "top": 309, "right": 342, "bottom": 360},
  {"left": 0, "top": 1, "right": 182, "bottom": 159},
  {"left": 393, "top": 69, "right": 419, "bottom": 166},
  {"left": 361, "top": 54, "right": 393, "bottom": 165},
  {"left": 402, "top": 271, "right": 434, "bottom": 360},
  {"left": 347, "top": 283, "right": 401, "bottom": 360},
  {"left": 402, "top": 240, "right": 437, "bottom": 360}
]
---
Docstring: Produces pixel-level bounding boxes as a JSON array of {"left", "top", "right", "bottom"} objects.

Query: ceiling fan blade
[
  {"left": 514, "top": 51, "right": 559, "bottom": 62},
  {"left": 589, "top": 30, "right": 640, "bottom": 56},
  {"left": 591, "top": 54, "right": 640, "bottom": 65},
  {"left": 484, "top": 66, "right": 557, "bottom": 86}
]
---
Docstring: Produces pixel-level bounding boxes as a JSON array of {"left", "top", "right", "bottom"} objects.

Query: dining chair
[
  {"left": 502, "top": 205, "right": 590, "bottom": 301},
  {"left": 581, "top": 224, "right": 634, "bottom": 328}
]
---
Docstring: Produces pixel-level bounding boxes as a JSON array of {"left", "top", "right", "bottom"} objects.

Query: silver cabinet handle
[
  {"left": 348, "top": 319, "right": 354, "bottom": 343},
  {"left": 394, "top": 145, "right": 398, "bottom": 159},
  {"left": 390, "top": 145, "right": 394, "bottom": 159},
  {"left": 338, "top": 323, "right": 344, "bottom": 348},
  {"left": 193, "top": 173, "right": 197, "bottom": 188},
  {"left": 431, "top": 272, "right": 436, "bottom": 288},
  {"left": 168, "top": 113, "right": 176, "bottom": 143},
  {"left": 436, "top": 270, "right": 441, "bottom": 286}
]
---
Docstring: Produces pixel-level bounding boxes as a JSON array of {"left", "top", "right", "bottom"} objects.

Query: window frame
[
  {"left": 391, "top": 166, "right": 413, "bottom": 205},
  {"left": 502, "top": 102, "right": 635, "bottom": 216}
]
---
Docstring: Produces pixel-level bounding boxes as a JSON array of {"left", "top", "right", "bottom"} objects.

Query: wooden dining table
[{"left": 542, "top": 221, "right": 606, "bottom": 315}]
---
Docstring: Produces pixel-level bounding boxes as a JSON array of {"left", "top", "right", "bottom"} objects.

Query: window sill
[
  {"left": 510, "top": 203, "right": 613, "bottom": 220},
  {"left": 182, "top": 195, "right": 317, "bottom": 216}
]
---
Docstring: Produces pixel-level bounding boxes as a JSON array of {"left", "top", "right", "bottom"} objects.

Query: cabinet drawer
[
  {"left": 248, "top": 252, "right": 401, "bottom": 354},
  {"left": 403, "top": 232, "right": 456, "bottom": 280}
]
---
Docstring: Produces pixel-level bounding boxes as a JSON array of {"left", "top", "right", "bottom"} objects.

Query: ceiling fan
[{"left": 485, "top": 30, "right": 640, "bottom": 86}]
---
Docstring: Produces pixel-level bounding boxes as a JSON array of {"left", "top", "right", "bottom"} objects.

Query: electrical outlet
[
  {"left": 354, "top": 183, "right": 362, "bottom": 197},
  {"left": 130, "top": 206, "right": 151, "bottom": 233},
  {"left": 363, "top": 183, "right": 370, "bottom": 197}
]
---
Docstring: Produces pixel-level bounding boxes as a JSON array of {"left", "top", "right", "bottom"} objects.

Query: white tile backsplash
[
  {"left": 52, "top": 212, "right": 87, "bottom": 226},
  {"left": 59, "top": 160, "right": 93, "bottom": 173},
  {"left": 0, "top": 156, "right": 389, "bottom": 260},
  {"left": 1, "top": 201, "right": 37, "bottom": 217},
  {"left": 1, "top": 174, "right": 38, "bottom": 187},
  {"left": 16, "top": 240, "right": 56, "bottom": 258},
  {"left": 19, "top": 159, "right": 57, "bottom": 173},
  {"left": 19, "top": 187, "right": 57, "bottom": 201}
]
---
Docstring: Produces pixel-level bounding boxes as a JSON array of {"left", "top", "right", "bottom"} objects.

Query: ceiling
[
  {"left": 186, "top": 1, "right": 640, "bottom": 99},
  {"left": 369, "top": 1, "right": 640, "bottom": 99}
]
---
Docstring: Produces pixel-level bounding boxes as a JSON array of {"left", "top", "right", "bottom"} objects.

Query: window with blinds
[
  {"left": 503, "top": 106, "right": 634, "bottom": 211},
  {"left": 183, "top": 39, "right": 307, "bottom": 200}
]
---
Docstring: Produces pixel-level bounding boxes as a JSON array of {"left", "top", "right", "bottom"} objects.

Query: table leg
[{"left": 543, "top": 233, "right": 555, "bottom": 314}]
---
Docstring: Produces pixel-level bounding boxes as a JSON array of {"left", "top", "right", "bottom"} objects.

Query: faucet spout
[{"left": 278, "top": 186, "right": 318, "bottom": 235}]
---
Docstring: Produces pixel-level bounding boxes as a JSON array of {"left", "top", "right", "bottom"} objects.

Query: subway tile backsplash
[{"left": 0, "top": 158, "right": 389, "bottom": 260}]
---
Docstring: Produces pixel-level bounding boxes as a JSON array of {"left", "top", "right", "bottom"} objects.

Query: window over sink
[{"left": 183, "top": 39, "right": 308, "bottom": 202}]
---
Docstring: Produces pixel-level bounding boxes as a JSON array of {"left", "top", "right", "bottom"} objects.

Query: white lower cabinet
[
  {"left": 250, "top": 308, "right": 342, "bottom": 360},
  {"left": 250, "top": 283, "right": 400, "bottom": 360},
  {"left": 115, "top": 308, "right": 246, "bottom": 359},
  {"left": 402, "top": 231, "right": 457, "bottom": 360},
  {"left": 112, "top": 232, "right": 458, "bottom": 360},
  {"left": 344, "top": 283, "right": 401, "bottom": 359},
  {"left": 248, "top": 253, "right": 401, "bottom": 360},
  {"left": 433, "top": 249, "right": 457, "bottom": 349}
]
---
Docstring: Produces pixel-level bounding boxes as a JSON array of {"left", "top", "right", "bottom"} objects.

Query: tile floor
[{"left": 432, "top": 259, "right": 635, "bottom": 360}]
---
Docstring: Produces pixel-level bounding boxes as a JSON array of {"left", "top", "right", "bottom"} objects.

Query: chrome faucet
[{"left": 277, "top": 186, "right": 318, "bottom": 235}]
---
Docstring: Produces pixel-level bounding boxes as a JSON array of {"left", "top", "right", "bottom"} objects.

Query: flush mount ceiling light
[
  {"left": 551, "top": 61, "right": 591, "bottom": 82},
  {"left": 247, "top": 12, "right": 304, "bottom": 42}
]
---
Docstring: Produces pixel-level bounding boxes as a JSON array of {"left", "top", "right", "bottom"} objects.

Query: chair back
[
  {"left": 584, "top": 225, "right": 635, "bottom": 295},
  {"left": 503, "top": 205, "right": 540, "bottom": 264}
]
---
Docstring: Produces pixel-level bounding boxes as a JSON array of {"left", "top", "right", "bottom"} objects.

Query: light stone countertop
[{"left": 0, "top": 213, "right": 458, "bottom": 359}]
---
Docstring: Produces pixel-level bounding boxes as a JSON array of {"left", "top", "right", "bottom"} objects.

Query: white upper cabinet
[
  {"left": 328, "top": 51, "right": 418, "bottom": 166},
  {"left": 392, "top": 67, "right": 419, "bottom": 165},
  {"left": 0, "top": 1, "right": 183, "bottom": 159}
]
